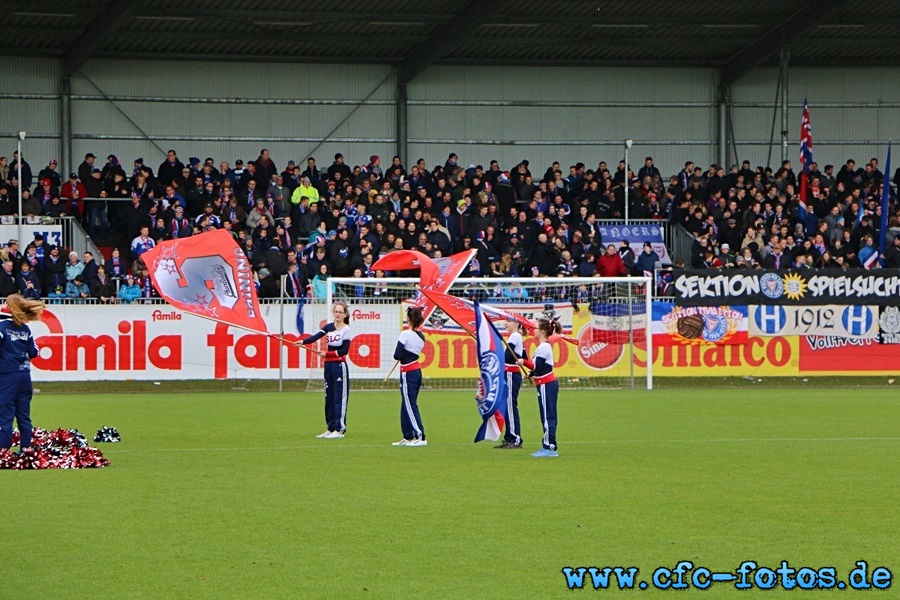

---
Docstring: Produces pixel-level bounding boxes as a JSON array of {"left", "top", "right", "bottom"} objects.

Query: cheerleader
[
  {"left": 0, "top": 295, "right": 44, "bottom": 451},
  {"left": 301, "top": 300, "right": 352, "bottom": 439},
  {"left": 496, "top": 319, "right": 526, "bottom": 449},
  {"left": 518, "top": 318, "right": 561, "bottom": 458},
  {"left": 392, "top": 307, "right": 427, "bottom": 447}
]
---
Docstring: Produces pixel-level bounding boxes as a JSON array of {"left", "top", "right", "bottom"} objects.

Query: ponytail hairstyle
[
  {"left": 537, "top": 317, "right": 562, "bottom": 338},
  {"left": 5, "top": 294, "right": 45, "bottom": 327},
  {"left": 333, "top": 300, "right": 350, "bottom": 324},
  {"left": 407, "top": 306, "right": 424, "bottom": 330}
]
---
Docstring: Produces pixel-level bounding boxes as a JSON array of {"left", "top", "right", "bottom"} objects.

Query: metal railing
[{"left": 669, "top": 224, "right": 696, "bottom": 265}]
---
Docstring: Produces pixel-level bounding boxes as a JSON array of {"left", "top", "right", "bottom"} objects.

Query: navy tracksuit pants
[
  {"left": 504, "top": 371, "right": 523, "bottom": 445},
  {"left": 0, "top": 371, "right": 34, "bottom": 449},
  {"left": 400, "top": 368, "right": 425, "bottom": 440},
  {"left": 323, "top": 360, "right": 349, "bottom": 433},
  {"left": 536, "top": 379, "right": 559, "bottom": 451}
]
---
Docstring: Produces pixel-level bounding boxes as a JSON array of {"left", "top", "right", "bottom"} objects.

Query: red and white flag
[
  {"left": 372, "top": 249, "right": 476, "bottom": 320},
  {"left": 141, "top": 229, "right": 268, "bottom": 334}
]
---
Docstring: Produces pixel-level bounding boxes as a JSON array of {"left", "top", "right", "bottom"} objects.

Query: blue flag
[
  {"left": 473, "top": 302, "right": 508, "bottom": 443},
  {"left": 878, "top": 143, "right": 892, "bottom": 266},
  {"left": 295, "top": 295, "right": 305, "bottom": 334}
]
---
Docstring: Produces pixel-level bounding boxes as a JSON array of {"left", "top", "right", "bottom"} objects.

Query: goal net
[{"left": 316, "top": 276, "right": 652, "bottom": 391}]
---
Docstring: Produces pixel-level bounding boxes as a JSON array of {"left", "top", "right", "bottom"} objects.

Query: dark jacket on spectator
[
  {"left": 42, "top": 255, "right": 67, "bottom": 294},
  {"left": 91, "top": 275, "right": 117, "bottom": 300},
  {"left": 158, "top": 159, "right": 185, "bottom": 187},
  {"left": 0, "top": 267, "right": 16, "bottom": 297}
]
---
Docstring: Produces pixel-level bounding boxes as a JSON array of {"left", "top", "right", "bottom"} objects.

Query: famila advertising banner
[{"left": 20, "top": 301, "right": 900, "bottom": 381}]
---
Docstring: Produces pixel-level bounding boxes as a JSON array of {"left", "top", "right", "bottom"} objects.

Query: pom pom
[
  {"left": 93, "top": 427, "right": 121, "bottom": 443},
  {"left": 0, "top": 427, "right": 109, "bottom": 470}
]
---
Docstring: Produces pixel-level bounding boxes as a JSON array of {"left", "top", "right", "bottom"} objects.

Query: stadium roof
[{"left": 4, "top": 0, "right": 898, "bottom": 83}]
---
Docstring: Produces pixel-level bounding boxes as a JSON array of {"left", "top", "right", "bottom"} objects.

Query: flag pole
[
  {"left": 278, "top": 275, "right": 285, "bottom": 393},
  {"left": 384, "top": 360, "right": 400, "bottom": 382}
]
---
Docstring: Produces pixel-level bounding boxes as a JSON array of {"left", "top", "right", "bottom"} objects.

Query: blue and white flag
[
  {"left": 473, "top": 302, "right": 508, "bottom": 443},
  {"left": 295, "top": 295, "right": 305, "bottom": 334}
]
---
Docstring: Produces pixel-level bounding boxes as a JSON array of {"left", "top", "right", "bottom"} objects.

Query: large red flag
[
  {"left": 372, "top": 249, "right": 476, "bottom": 320},
  {"left": 141, "top": 229, "right": 269, "bottom": 334},
  {"left": 416, "top": 249, "right": 477, "bottom": 320},
  {"left": 418, "top": 287, "right": 578, "bottom": 345},
  {"left": 370, "top": 249, "right": 439, "bottom": 282},
  {"left": 418, "top": 288, "right": 535, "bottom": 336}
]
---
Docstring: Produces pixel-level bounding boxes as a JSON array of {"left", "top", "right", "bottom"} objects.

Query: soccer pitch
[{"left": 4, "top": 387, "right": 897, "bottom": 598}]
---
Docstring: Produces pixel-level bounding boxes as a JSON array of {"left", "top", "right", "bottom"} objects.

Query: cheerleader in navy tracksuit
[
  {"left": 392, "top": 307, "right": 427, "bottom": 447},
  {"left": 496, "top": 319, "right": 527, "bottom": 449},
  {"left": 302, "top": 300, "right": 352, "bottom": 439},
  {"left": 0, "top": 295, "right": 44, "bottom": 452},
  {"left": 519, "top": 318, "right": 561, "bottom": 458}
]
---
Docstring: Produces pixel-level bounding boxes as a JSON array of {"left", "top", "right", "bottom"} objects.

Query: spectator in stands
[
  {"left": 33, "top": 177, "right": 57, "bottom": 206},
  {"left": 327, "top": 153, "right": 352, "bottom": 182},
  {"left": 117, "top": 274, "right": 141, "bottom": 303},
  {"left": 137, "top": 266, "right": 158, "bottom": 300},
  {"left": 37, "top": 159, "right": 61, "bottom": 189},
  {"left": 66, "top": 274, "right": 90, "bottom": 302},
  {"left": 311, "top": 263, "right": 330, "bottom": 298},
  {"left": 91, "top": 265, "right": 117, "bottom": 304},
  {"left": 618, "top": 240, "right": 636, "bottom": 273},
  {"left": 638, "top": 156, "right": 661, "bottom": 180},
  {"left": 59, "top": 173, "right": 86, "bottom": 216},
  {"left": 858, "top": 234, "right": 878, "bottom": 269},
  {"left": 0, "top": 259, "right": 16, "bottom": 298},
  {"left": 597, "top": 244, "right": 626, "bottom": 277},
  {"left": 106, "top": 248, "right": 126, "bottom": 281},
  {"left": 256, "top": 268, "right": 279, "bottom": 298},
  {"left": 634, "top": 242, "right": 660, "bottom": 275},
  {"left": 158, "top": 149, "right": 185, "bottom": 187},
  {"left": 246, "top": 197, "right": 274, "bottom": 232},
  {"left": 150, "top": 217, "right": 169, "bottom": 243},
  {"left": 16, "top": 262, "right": 41, "bottom": 300},
  {"left": 42, "top": 246, "right": 66, "bottom": 297},
  {"left": 131, "top": 226, "right": 156, "bottom": 260},
  {"left": 762, "top": 243, "right": 786, "bottom": 269},
  {"left": 64, "top": 251, "right": 83, "bottom": 283}
]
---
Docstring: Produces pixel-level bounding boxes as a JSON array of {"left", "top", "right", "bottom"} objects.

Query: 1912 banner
[{"left": 674, "top": 269, "right": 900, "bottom": 306}]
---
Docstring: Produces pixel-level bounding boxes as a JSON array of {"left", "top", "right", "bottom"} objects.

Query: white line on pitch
[{"left": 109, "top": 436, "right": 900, "bottom": 454}]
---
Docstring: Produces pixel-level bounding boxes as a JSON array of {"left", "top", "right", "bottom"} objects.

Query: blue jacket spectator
[
  {"left": 66, "top": 276, "right": 90, "bottom": 301},
  {"left": 118, "top": 275, "right": 142, "bottom": 303}
]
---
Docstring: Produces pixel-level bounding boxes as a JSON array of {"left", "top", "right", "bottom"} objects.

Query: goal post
[{"left": 323, "top": 276, "right": 653, "bottom": 391}]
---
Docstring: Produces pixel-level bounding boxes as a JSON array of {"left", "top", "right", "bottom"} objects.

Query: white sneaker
[
  {"left": 316, "top": 431, "right": 332, "bottom": 438},
  {"left": 408, "top": 439, "right": 428, "bottom": 447},
  {"left": 391, "top": 439, "right": 412, "bottom": 446},
  {"left": 326, "top": 431, "right": 345, "bottom": 439}
]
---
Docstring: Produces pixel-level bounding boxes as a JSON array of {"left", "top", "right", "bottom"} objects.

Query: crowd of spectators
[{"left": 1, "top": 147, "right": 899, "bottom": 302}]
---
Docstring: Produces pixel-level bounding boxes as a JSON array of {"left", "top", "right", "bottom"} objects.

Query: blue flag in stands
[{"left": 295, "top": 295, "right": 305, "bottom": 334}]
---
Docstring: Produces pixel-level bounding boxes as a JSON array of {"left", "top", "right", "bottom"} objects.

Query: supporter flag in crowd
[
  {"left": 295, "top": 295, "right": 305, "bottom": 334},
  {"left": 372, "top": 249, "right": 477, "bottom": 320},
  {"left": 473, "top": 302, "right": 508, "bottom": 443},
  {"left": 798, "top": 98, "right": 814, "bottom": 233},
  {"left": 142, "top": 229, "right": 269, "bottom": 334},
  {"left": 878, "top": 142, "right": 892, "bottom": 266}
]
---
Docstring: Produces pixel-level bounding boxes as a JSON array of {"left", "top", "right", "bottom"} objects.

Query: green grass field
[{"left": 3, "top": 387, "right": 897, "bottom": 598}]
